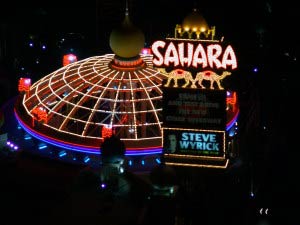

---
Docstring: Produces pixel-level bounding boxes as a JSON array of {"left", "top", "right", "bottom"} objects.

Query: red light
[
  {"left": 63, "top": 54, "right": 77, "bottom": 66},
  {"left": 31, "top": 107, "right": 48, "bottom": 127},
  {"left": 101, "top": 125, "right": 113, "bottom": 139},
  {"left": 226, "top": 91, "right": 237, "bottom": 112},
  {"left": 18, "top": 78, "right": 31, "bottom": 96}
]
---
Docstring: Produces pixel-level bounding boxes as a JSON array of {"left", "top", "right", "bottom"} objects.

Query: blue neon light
[
  {"left": 84, "top": 156, "right": 90, "bottom": 163},
  {"left": 38, "top": 144, "right": 47, "bottom": 150},
  {"left": 15, "top": 110, "right": 162, "bottom": 156},
  {"left": 226, "top": 110, "right": 239, "bottom": 131},
  {"left": 59, "top": 151, "right": 67, "bottom": 157},
  {"left": 155, "top": 158, "right": 161, "bottom": 164}
]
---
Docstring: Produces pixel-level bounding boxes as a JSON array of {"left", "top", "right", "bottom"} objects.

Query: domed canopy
[
  {"left": 109, "top": 13, "right": 145, "bottom": 58},
  {"left": 15, "top": 54, "right": 164, "bottom": 153},
  {"left": 182, "top": 8, "right": 209, "bottom": 32}
]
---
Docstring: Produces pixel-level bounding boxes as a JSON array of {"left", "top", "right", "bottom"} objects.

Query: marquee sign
[
  {"left": 153, "top": 37, "right": 237, "bottom": 168},
  {"left": 162, "top": 87, "right": 226, "bottom": 130}
]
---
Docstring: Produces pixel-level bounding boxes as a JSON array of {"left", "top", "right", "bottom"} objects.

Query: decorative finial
[{"left": 125, "top": 0, "right": 129, "bottom": 16}]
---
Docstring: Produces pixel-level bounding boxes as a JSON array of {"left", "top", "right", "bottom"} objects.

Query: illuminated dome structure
[
  {"left": 15, "top": 53, "right": 164, "bottom": 154},
  {"left": 175, "top": 8, "right": 215, "bottom": 40},
  {"left": 8, "top": 7, "right": 239, "bottom": 169},
  {"left": 13, "top": 8, "right": 165, "bottom": 168},
  {"left": 182, "top": 8, "right": 209, "bottom": 33}
]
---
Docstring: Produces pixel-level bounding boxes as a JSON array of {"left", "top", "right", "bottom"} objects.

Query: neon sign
[
  {"left": 180, "top": 132, "right": 220, "bottom": 152},
  {"left": 31, "top": 106, "right": 47, "bottom": 127},
  {"left": 18, "top": 78, "right": 31, "bottom": 96},
  {"left": 101, "top": 125, "right": 113, "bottom": 139},
  {"left": 152, "top": 40, "right": 237, "bottom": 70},
  {"left": 163, "top": 128, "right": 225, "bottom": 157},
  {"left": 195, "top": 70, "right": 231, "bottom": 90}
]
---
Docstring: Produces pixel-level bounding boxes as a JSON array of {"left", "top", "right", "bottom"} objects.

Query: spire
[
  {"left": 109, "top": 0, "right": 145, "bottom": 58},
  {"left": 123, "top": 0, "right": 131, "bottom": 26},
  {"left": 125, "top": 0, "right": 129, "bottom": 16}
]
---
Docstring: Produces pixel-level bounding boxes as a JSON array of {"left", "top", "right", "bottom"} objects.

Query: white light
[
  {"left": 24, "top": 79, "right": 31, "bottom": 84},
  {"left": 170, "top": 187, "right": 174, "bottom": 194},
  {"left": 68, "top": 55, "right": 75, "bottom": 61}
]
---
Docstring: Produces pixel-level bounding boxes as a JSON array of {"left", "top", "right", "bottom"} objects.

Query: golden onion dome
[
  {"left": 182, "top": 8, "right": 209, "bottom": 32},
  {"left": 109, "top": 13, "right": 145, "bottom": 58}
]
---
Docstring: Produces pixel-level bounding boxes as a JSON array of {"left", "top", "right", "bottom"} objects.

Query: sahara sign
[{"left": 151, "top": 39, "right": 237, "bottom": 70}]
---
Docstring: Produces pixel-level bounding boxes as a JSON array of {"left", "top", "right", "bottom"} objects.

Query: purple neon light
[
  {"left": 226, "top": 109, "right": 239, "bottom": 131},
  {"left": 15, "top": 110, "right": 162, "bottom": 155}
]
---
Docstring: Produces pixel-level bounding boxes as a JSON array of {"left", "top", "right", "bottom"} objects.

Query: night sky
[{"left": 0, "top": 0, "right": 293, "bottom": 105}]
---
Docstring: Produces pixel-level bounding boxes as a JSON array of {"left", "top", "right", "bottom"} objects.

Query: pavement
[
  {"left": 0, "top": 149, "right": 272, "bottom": 225},
  {"left": 0, "top": 98, "right": 281, "bottom": 225}
]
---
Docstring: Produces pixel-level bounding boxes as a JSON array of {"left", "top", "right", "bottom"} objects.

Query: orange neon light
[
  {"left": 101, "top": 125, "right": 113, "bottom": 139},
  {"left": 226, "top": 91, "right": 237, "bottom": 112},
  {"left": 63, "top": 54, "right": 77, "bottom": 66},
  {"left": 31, "top": 107, "right": 48, "bottom": 127},
  {"left": 18, "top": 78, "right": 31, "bottom": 96}
]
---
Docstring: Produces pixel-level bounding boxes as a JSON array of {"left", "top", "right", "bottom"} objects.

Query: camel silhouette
[
  {"left": 195, "top": 70, "right": 231, "bottom": 90},
  {"left": 158, "top": 68, "right": 196, "bottom": 88}
]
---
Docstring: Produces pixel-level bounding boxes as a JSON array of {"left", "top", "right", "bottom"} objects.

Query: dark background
[{"left": 0, "top": 0, "right": 295, "bottom": 104}]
